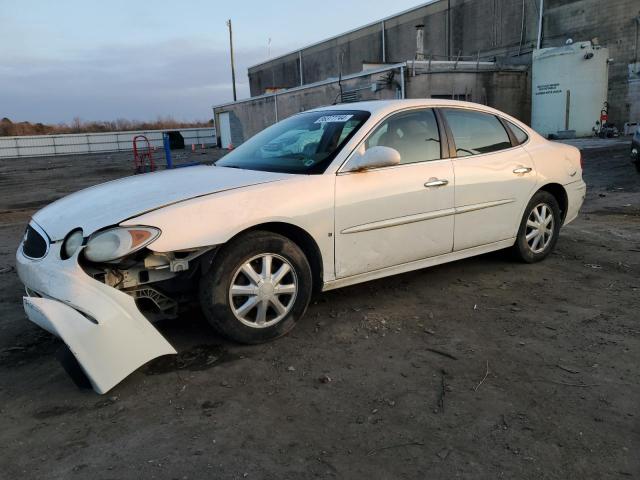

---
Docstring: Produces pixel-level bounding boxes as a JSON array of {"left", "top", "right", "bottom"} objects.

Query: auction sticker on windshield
[{"left": 314, "top": 115, "right": 353, "bottom": 123}]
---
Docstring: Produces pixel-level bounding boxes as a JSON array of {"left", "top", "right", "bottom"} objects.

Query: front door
[
  {"left": 334, "top": 108, "right": 455, "bottom": 278},
  {"left": 440, "top": 108, "right": 537, "bottom": 251}
]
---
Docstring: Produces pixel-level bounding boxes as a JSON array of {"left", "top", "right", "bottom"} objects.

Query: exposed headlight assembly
[
  {"left": 84, "top": 226, "right": 160, "bottom": 263},
  {"left": 61, "top": 228, "right": 84, "bottom": 260}
]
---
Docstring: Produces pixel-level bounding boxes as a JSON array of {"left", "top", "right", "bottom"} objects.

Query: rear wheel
[
  {"left": 512, "top": 191, "right": 561, "bottom": 263},
  {"left": 199, "top": 231, "right": 312, "bottom": 344}
]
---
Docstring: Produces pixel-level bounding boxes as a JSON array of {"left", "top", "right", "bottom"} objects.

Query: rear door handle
[
  {"left": 513, "top": 166, "right": 532, "bottom": 174},
  {"left": 424, "top": 178, "right": 449, "bottom": 187}
]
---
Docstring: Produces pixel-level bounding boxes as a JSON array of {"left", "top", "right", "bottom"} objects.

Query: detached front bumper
[{"left": 16, "top": 235, "right": 176, "bottom": 394}]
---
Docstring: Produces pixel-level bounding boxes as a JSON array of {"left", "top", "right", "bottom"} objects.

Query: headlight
[
  {"left": 61, "top": 229, "right": 84, "bottom": 259},
  {"left": 84, "top": 226, "right": 160, "bottom": 263}
]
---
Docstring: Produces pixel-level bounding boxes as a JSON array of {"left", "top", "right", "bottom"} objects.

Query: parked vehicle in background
[
  {"left": 631, "top": 125, "right": 640, "bottom": 172},
  {"left": 16, "top": 100, "right": 586, "bottom": 393}
]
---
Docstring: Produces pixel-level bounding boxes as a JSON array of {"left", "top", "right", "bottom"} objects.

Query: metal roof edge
[{"left": 213, "top": 62, "right": 408, "bottom": 110}]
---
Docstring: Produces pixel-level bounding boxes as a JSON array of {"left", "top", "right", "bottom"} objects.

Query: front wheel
[
  {"left": 512, "top": 191, "right": 562, "bottom": 263},
  {"left": 199, "top": 231, "right": 312, "bottom": 344}
]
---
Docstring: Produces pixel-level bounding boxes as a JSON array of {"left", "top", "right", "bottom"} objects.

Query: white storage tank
[{"left": 531, "top": 41, "right": 609, "bottom": 138}]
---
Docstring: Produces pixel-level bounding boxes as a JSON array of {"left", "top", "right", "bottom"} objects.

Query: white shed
[{"left": 531, "top": 41, "right": 609, "bottom": 138}]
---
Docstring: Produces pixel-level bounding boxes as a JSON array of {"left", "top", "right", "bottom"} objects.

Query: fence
[{"left": 0, "top": 127, "right": 216, "bottom": 159}]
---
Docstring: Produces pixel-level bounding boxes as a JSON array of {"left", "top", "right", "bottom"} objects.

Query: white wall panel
[{"left": 0, "top": 128, "right": 216, "bottom": 159}]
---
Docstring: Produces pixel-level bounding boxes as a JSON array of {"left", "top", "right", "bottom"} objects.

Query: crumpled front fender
[{"left": 16, "top": 241, "right": 176, "bottom": 394}]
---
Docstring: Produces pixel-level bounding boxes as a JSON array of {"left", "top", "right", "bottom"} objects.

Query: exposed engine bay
[{"left": 81, "top": 247, "right": 216, "bottom": 320}]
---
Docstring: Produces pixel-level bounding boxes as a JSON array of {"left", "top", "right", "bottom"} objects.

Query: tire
[
  {"left": 511, "top": 191, "right": 562, "bottom": 263},
  {"left": 199, "top": 231, "right": 312, "bottom": 344}
]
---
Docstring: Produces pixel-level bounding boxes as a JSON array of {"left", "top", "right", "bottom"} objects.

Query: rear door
[
  {"left": 440, "top": 108, "right": 537, "bottom": 251},
  {"left": 334, "top": 108, "right": 455, "bottom": 278}
]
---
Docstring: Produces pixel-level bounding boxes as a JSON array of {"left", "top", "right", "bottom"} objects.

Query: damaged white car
[{"left": 17, "top": 100, "right": 586, "bottom": 393}]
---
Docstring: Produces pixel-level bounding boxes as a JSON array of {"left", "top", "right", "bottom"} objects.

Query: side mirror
[{"left": 347, "top": 146, "right": 401, "bottom": 172}]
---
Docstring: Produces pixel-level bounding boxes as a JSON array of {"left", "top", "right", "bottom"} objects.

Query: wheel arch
[
  {"left": 536, "top": 183, "right": 569, "bottom": 223},
  {"left": 226, "top": 222, "right": 324, "bottom": 293}
]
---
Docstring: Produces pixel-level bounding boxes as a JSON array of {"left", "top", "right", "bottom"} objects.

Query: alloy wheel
[
  {"left": 228, "top": 253, "right": 298, "bottom": 328},
  {"left": 525, "top": 203, "right": 554, "bottom": 254}
]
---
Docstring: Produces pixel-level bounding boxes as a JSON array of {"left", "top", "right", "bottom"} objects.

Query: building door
[
  {"left": 219, "top": 112, "right": 232, "bottom": 149},
  {"left": 334, "top": 108, "right": 455, "bottom": 278}
]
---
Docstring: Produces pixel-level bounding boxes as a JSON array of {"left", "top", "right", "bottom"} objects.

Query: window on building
[
  {"left": 442, "top": 109, "right": 512, "bottom": 157},
  {"left": 365, "top": 109, "right": 441, "bottom": 165},
  {"left": 431, "top": 94, "right": 472, "bottom": 101}
]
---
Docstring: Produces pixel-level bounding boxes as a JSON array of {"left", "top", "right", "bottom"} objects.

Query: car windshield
[{"left": 216, "top": 110, "right": 370, "bottom": 174}]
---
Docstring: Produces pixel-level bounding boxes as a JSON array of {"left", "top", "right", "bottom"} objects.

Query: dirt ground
[{"left": 0, "top": 142, "right": 638, "bottom": 479}]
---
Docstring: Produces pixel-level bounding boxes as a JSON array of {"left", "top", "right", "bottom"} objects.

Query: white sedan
[{"left": 16, "top": 100, "right": 586, "bottom": 393}]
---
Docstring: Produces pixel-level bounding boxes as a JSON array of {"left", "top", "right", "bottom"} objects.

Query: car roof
[
  {"left": 308, "top": 99, "right": 528, "bottom": 131},
  {"left": 310, "top": 98, "right": 504, "bottom": 115}
]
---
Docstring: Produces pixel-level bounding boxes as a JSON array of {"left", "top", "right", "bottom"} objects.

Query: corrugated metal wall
[{"left": 0, "top": 128, "right": 216, "bottom": 159}]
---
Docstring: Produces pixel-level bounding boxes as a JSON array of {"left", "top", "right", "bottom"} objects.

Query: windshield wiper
[{"left": 217, "top": 164, "right": 244, "bottom": 169}]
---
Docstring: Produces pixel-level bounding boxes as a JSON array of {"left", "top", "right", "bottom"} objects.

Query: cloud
[{"left": 0, "top": 38, "right": 273, "bottom": 123}]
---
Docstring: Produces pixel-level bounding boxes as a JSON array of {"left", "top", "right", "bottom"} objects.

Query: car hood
[{"left": 33, "top": 166, "right": 291, "bottom": 240}]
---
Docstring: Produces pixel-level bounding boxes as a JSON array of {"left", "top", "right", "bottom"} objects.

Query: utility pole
[
  {"left": 447, "top": 0, "right": 451, "bottom": 59},
  {"left": 536, "top": 0, "right": 544, "bottom": 50},
  {"left": 226, "top": 19, "right": 237, "bottom": 101}
]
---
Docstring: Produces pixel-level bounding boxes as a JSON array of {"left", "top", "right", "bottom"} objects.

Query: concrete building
[{"left": 214, "top": 0, "right": 640, "bottom": 146}]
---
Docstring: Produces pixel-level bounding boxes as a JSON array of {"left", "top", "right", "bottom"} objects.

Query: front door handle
[
  {"left": 513, "top": 166, "right": 532, "bottom": 174},
  {"left": 424, "top": 178, "right": 449, "bottom": 187}
]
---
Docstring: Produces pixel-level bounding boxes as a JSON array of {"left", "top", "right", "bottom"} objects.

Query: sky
[{"left": 0, "top": 0, "right": 425, "bottom": 123}]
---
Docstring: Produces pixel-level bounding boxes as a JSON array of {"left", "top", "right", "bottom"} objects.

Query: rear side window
[
  {"left": 505, "top": 119, "right": 529, "bottom": 145},
  {"left": 365, "top": 109, "right": 441, "bottom": 165},
  {"left": 442, "top": 109, "right": 512, "bottom": 157}
]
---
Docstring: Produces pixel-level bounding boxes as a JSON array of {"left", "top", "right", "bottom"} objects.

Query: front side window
[
  {"left": 442, "top": 109, "right": 512, "bottom": 157},
  {"left": 216, "top": 110, "right": 370, "bottom": 174},
  {"left": 364, "top": 109, "right": 441, "bottom": 165}
]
